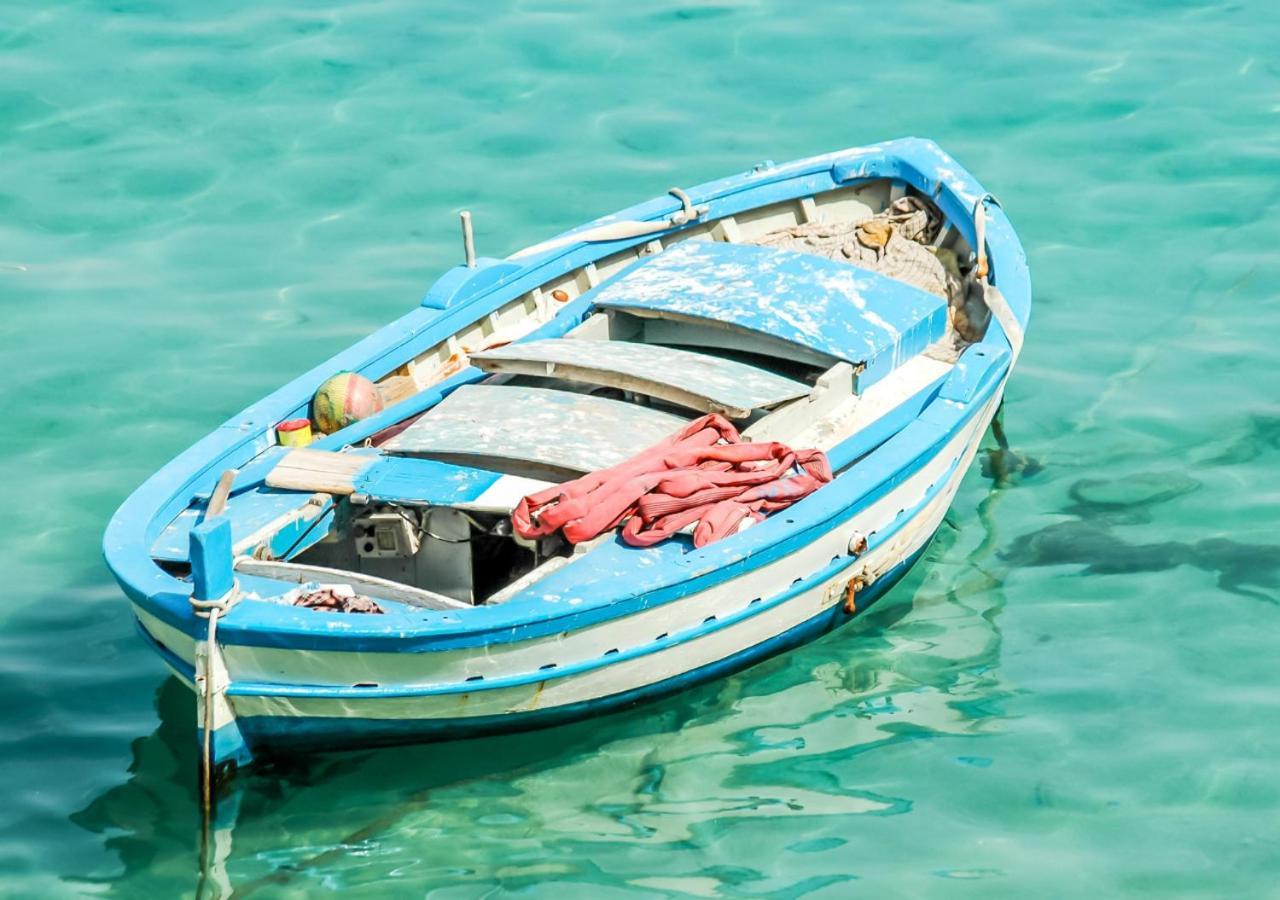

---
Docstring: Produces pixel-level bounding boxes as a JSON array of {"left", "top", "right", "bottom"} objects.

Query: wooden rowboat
[{"left": 104, "top": 138, "right": 1029, "bottom": 781}]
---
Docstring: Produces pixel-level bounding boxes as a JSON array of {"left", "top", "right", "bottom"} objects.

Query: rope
[
  {"left": 750, "top": 195, "right": 962, "bottom": 306},
  {"left": 190, "top": 583, "right": 242, "bottom": 823}
]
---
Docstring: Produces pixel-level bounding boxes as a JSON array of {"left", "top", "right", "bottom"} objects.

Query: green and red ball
[{"left": 312, "top": 371, "right": 385, "bottom": 435}]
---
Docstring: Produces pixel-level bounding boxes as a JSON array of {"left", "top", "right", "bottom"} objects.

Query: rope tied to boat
[{"left": 190, "top": 582, "right": 242, "bottom": 823}]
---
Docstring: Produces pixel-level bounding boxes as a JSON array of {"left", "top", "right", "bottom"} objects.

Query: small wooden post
[
  {"left": 460, "top": 210, "right": 476, "bottom": 268},
  {"left": 190, "top": 517, "right": 234, "bottom": 602}
]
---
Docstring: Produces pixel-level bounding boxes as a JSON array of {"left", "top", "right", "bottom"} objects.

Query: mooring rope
[
  {"left": 190, "top": 581, "right": 241, "bottom": 900},
  {"left": 190, "top": 584, "right": 241, "bottom": 818}
]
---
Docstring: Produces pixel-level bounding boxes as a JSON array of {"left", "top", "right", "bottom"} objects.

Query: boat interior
[{"left": 151, "top": 177, "right": 990, "bottom": 613}]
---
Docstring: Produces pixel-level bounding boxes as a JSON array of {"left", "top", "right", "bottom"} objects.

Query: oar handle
[{"left": 206, "top": 469, "right": 238, "bottom": 519}]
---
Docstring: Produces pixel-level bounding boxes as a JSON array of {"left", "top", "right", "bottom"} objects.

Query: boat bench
[
  {"left": 382, "top": 383, "right": 691, "bottom": 478},
  {"left": 590, "top": 241, "right": 949, "bottom": 388},
  {"left": 470, "top": 337, "right": 808, "bottom": 419}
]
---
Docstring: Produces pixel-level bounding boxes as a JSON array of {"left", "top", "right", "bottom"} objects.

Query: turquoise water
[{"left": 3, "top": 0, "right": 1279, "bottom": 894}]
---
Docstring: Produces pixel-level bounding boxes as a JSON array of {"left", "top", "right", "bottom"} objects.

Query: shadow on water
[
  {"left": 1198, "top": 414, "right": 1280, "bottom": 467},
  {"left": 69, "top": 442, "right": 1029, "bottom": 896},
  {"left": 1001, "top": 471, "right": 1280, "bottom": 605},
  {"left": 980, "top": 410, "right": 1045, "bottom": 488}
]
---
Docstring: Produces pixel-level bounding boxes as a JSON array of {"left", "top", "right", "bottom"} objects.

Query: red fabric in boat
[{"left": 511, "top": 414, "right": 832, "bottom": 548}]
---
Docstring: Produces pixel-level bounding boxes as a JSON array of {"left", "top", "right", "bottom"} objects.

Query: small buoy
[
  {"left": 313, "top": 372, "right": 385, "bottom": 435},
  {"left": 551, "top": 289, "right": 570, "bottom": 302},
  {"left": 276, "top": 418, "right": 313, "bottom": 447}
]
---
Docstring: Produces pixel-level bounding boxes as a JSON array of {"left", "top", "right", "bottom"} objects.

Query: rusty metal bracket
[{"left": 843, "top": 574, "right": 865, "bottom": 614}]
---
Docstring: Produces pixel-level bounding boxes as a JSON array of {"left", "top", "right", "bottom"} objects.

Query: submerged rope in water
[{"left": 189, "top": 585, "right": 241, "bottom": 849}]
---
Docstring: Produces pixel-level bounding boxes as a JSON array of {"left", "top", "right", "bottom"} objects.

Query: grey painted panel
[
  {"left": 471, "top": 338, "right": 808, "bottom": 418},
  {"left": 383, "top": 384, "right": 691, "bottom": 474}
]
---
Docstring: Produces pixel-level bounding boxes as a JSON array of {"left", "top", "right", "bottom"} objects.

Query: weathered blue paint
[
  {"left": 152, "top": 488, "right": 319, "bottom": 563},
  {"left": 420, "top": 258, "right": 524, "bottom": 310},
  {"left": 939, "top": 342, "right": 1012, "bottom": 404},
  {"left": 189, "top": 517, "right": 234, "bottom": 602},
  {"left": 594, "top": 241, "right": 948, "bottom": 386},
  {"left": 191, "top": 446, "right": 288, "bottom": 503},
  {"left": 257, "top": 503, "right": 335, "bottom": 562},
  {"left": 207, "top": 724, "right": 254, "bottom": 772},
  {"left": 354, "top": 456, "right": 502, "bottom": 507},
  {"left": 103, "top": 138, "right": 1031, "bottom": 766}
]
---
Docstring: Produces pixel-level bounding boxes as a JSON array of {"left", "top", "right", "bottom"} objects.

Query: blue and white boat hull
[{"left": 103, "top": 138, "right": 1029, "bottom": 774}]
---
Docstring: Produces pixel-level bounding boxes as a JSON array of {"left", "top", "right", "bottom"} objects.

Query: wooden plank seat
[
  {"left": 381, "top": 384, "right": 691, "bottom": 477},
  {"left": 591, "top": 240, "right": 949, "bottom": 387},
  {"left": 264, "top": 448, "right": 553, "bottom": 513},
  {"left": 470, "top": 338, "right": 809, "bottom": 419}
]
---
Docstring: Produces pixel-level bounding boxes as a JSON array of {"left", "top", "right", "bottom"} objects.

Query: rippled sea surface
[{"left": 3, "top": 0, "right": 1279, "bottom": 895}]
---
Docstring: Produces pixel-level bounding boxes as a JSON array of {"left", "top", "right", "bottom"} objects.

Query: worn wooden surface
[
  {"left": 593, "top": 241, "right": 948, "bottom": 386},
  {"left": 383, "top": 383, "right": 690, "bottom": 474},
  {"left": 266, "top": 448, "right": 376, "bottom": 495},
  {"left": 471, "top": 337, "right": 808, "bottom": 418}
]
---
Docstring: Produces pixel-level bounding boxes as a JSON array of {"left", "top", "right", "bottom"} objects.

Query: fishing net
[
  {"left": 751, "top": 196, "right": 986, "bottom": 344},
  {"left": 292, "top": 585, "right": 384, "bottom": 614},
  {"left": 752, "top": 196, "right": 963, "bottom": 301}
]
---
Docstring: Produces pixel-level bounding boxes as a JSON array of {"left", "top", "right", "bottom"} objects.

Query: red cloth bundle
[{"left": 511, "top": 414, "right": 832, "bottom": 548}]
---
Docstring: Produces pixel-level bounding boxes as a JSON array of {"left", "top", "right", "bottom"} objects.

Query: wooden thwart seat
[
  {"left": 470, "top": 338, "right": 808, "bottom": 419},
  {"left": 260, "top": 448, "right": 551, "bottom": 515},
  {"left": 382, "top": 384, "right": 691, "bottom": 477}
]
